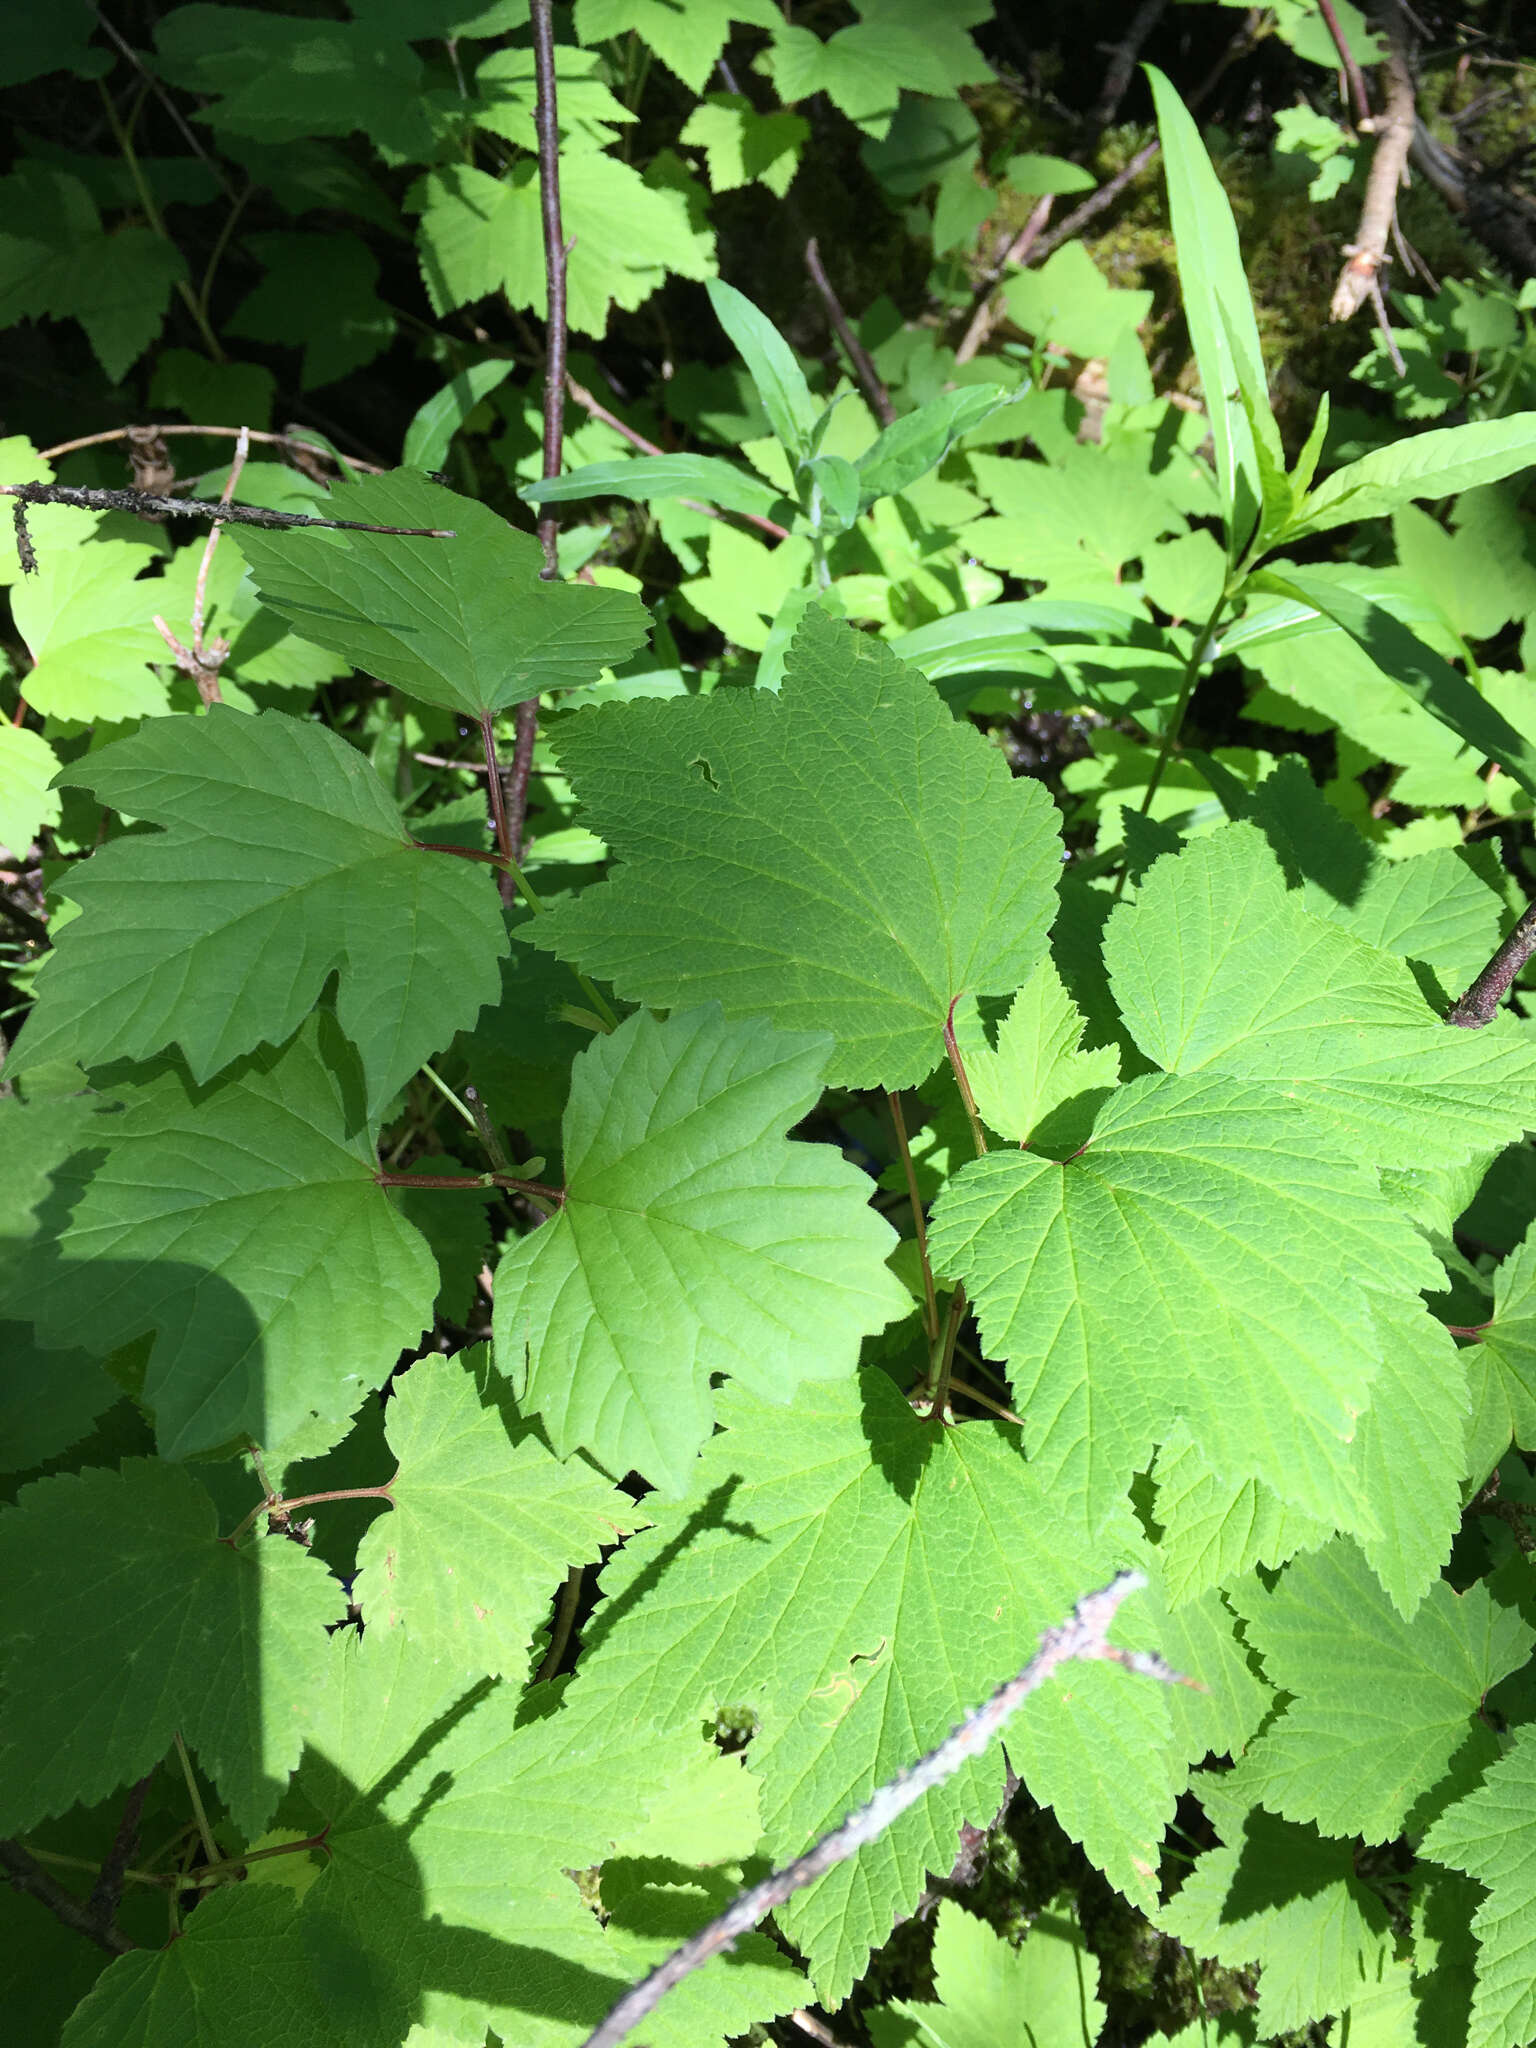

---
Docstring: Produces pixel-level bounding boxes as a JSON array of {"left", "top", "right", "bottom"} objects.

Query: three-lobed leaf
[{"left": 9, "top": 704, "right": 507, "bottom": 1113}]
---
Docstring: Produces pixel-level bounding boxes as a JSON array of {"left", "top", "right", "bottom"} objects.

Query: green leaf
[
  {"left": 1006, "top": 153, "right": 1097, "bottom": 197},
  {"left": 1225, "top": 1541, "right": 1530, "bottom": 1842},
  {"left": 950, "top": 959, "right": 1119, "bottom": 1151},
  {"left": 520, "top": 451, "right": 790, "bottom": 520},
  {"left": 352, "top": 1348, "right": 640, "bottom": 1677},
  {"left": 1152, "top": 1426, "right": 1330, "bottom": 1609},
  {"left": 0, "top": 1459, "right": 337, "bottom": 1838},
  {"left": 1145, "top": 65, "right": 1270, "bottom": 546},
  {"left": 679, "top": 93, "right": 808, "bottom": 198},
  {"left": 8, "top": 1018, "right": 438, "bottom": 1463},
  {"left": 1252, "top": 567, "right": 1536, "bottom": 800},
  {"left": 402, "top": 358, "right": 517, "bottom": 471},
  {"left": 227, "top": 232, "right": 394, "bottom": 390},
  {"left": 1103, "top": 824, "right": 1536, "bottom": 1168},
  {"left": 0, "top": 1322, "right": 120, "bottom": 1474},
  {"left": 763, "top": 4, "right": 992, "bottom": 140},
  {"left": 574, "top": 0, "right": 780, "bottom": 95},
  {"left": 492, "top": 1006, "right": 908, "bottom": 1493},
  {"left": 471, "top": 41, "right": 636, "bottom": 153},
  {"left": 234, "top": 469, "right": 651, "bottom": 718},
  {"left": 1288, "top": 413, "right": 1536, "bottom": 542},
  {"left": 705, "top": 279, "right": 819, "bottom": 460},
  {"left": 1000, "top": 242, "right": 1153, "bottom": 363},
  {"left": 418, "top": 154, "right": 713, "bottom": 338},
  {"left": 872, "top": 1898, "right": 1107, "bottom": 2047},
  {"left": 1472, "top": 1224, "right": 1536, "bottom": 1456},
  {"left": 1422, "top": 1725, "right": 1536, "bottom": 2048},
  {"left": 929, "top": 1070, "right": 1436, "bottom": 1533},
  {"left": 854, "top": 385, "right": 1011, "bottom": 509},
  {"left": 1159, "top": 1782, "right": 1395, "bottom": 2036},
  {"left": 531, "top": 607, "right": 1064, "bottom": 1090},
  {"left": 807, "top": 451, "right": 861, "bottom": 532},
  {"left": 571, "top": 1371, "right": 1176, "bottom": 2000},
  {"left": 10, "top": 706, "right": 507, "bottom": 1112},
  {"left": 10, "top": 537, "right": 171, "bottom": 722},
  {"left": 0, "top": 722, "right": 61, "bottom": 857}
]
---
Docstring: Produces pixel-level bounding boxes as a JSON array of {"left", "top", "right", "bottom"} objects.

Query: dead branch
[
  {"left": 805, "top": 237, "right": 895, "bottom": 425},
  {"left": 1331, "top": 8, "right": 1417, "bottom": 322}
]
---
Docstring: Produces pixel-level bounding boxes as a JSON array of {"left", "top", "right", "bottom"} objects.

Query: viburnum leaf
[
  {"left": 0, "top": 721, "right": 60, "bottom": 858},
  {"left": 417, "top": 154, "right": 713, "bottom": 337},
  {"left": 574, "top": 0, "right": 780, "bottom": 94},
  {"left": 1422, "top": 1724, "right": 1536, "bottom": 2048},
  {"left": 569, "top": 1372, "right": 1179, "bottom": 2001},
  {"left": 1151, "top": 1586, "right": 1273, "bottom": 1769},
  {"left": 531, "top": 607, "right": 1063, "bottom": 1090},
  {"left": 234, "top": 470, "right": 650, "bottom": 717},
  {"left": 0, "top": 434, "right": 100, "bottom": 583},
  {"left": 929, "top": 1070, "right": 1441, "bottom": 1533},
  {"left": 492, "top": 1005, "right": 909, "bottom": 1494},
  {"left": 1151, "top": 1423, "right": 1331, "bottom": 1609},
  {"left": 949, "top": 958, "right": 1119, "bottom": 1150},
  {"left": 871, "top": 1898, "right": 1107, "bottom": 2048},
  {"left": 234, "top": 468, "right": 651, "bottom": 716},
  {"left": 10, "top": 536, "right": 171, "bottom": 722},
  {"left": 1223, "top": 1541, "right": 1531, "bottom": 1844},
  {"left": 8, "top": 1017, "right": 438, "bottom": 1463},
  {"left": 252, "top": 1627, "right": 801, "bottom": 2048},
  {"left": 763, "top": 1, "right": 992, "bottom": 139},
  {"left": 1103, "top": 824, "right": 1536, "bottom": 1168},
  {"left": 1470, "top": 1224, "right": 1536, "bottom": 1457},
  {"left": 1159, "top": 1781, "right": 1396, "bottom": 2036},
  {"left": 679, "top": 94, "right": 808, "bottom": 198},
  {"left": 226, "top": 231, "right": 395, "bottom": 389},
  {"left": 7, "top": 704, "right": 507, "bottom": 1112},
  {"left": 351, "top": 1348, "right": 641, "bottom": 1678},
  {"left": 0, "top": 1458, "right": 337, "bottom": 1839}
]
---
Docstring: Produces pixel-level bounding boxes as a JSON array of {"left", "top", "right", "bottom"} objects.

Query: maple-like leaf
[
  {"left": 1151, "top": 1424, "right": 1330, "bottom": 1609},
  {"left": 235, "top": 470, "right": 650, "bottom": 718},
  {"left": 8, "top": 1019, "right": 439, "bottom": 1463},
  {"left": 1422, "top": 1725, "right": 1536, "bottom": 2048},
  {"left": 10, "top": 536, "right": 172, "bottom": 722},
  {"left": 531, "top": 608, "right": 1064, "bottom": 1090},
  {"left": 0, "top": 1459, "right": 337, "bottom": 1839},
  {"left": 1103, "top": 825, "right": 1536, "bottom": 1169},
  {"left": 1159, "top": 1781, "right": 1396, "bottom": 2036},
  {"left": 1225, "top": 1541, "right": 1531, "bottom": 1843},
  {"left": 1472, "top": 1223, "right": 1536, "bottom": 1458},
  {"left": 493, "top": 1005, "right": 909, "bottom": 1493},
  {"left": 575, "top": 0, "right": 781, "bottom": 94},
  {"left": 352, "top": 1349, "right": 640, "bottom": 1677},
  {"left": 929, "top": 1070, "right": 1441, "bottom": 1533},
  {"left": 0, "top": 721, "right": 61, "bottom": 857},
  {"left": 8, "top": 704, "right": 506, "bottom": 1112},
  {"left": 871, "top": 1898, "right": 1108, "bottom": 2048},
  {"left": 949, "top": 957, "right": 1119, "bottom": 1151},
  {"left": 568, "top": 1371, "right": 1180, "bottom": 2001}
]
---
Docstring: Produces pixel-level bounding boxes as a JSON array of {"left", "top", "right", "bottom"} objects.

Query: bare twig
[
  {"left": 530, "top": 0, "right": 568, "bottom": 583},
  {"left": 1088, "top": 0, "right": 1170, "bottom": 138},
  {"left": 38, "top": 422, "right": 385, "bottom": 474},
  {"left": 1445, "top": 901, "right": 1536, "bottom": 1027},
  {"left": 577, "top": 1571, "right": 1188, "bottom": 2048},
  {"left": 804, "top": 237, "right": 895, "bottom": 425},
  {"left": 564, "top": 375, "right": 791, "bottom": 540},
  {"left": 1331, "top": 7, "right": 1417, "bottom": 322},
  {"left": 1315, "top": 0, "right": 1373, "bottom": 126},
  {"left": 506, "top": 699, "right": 538, "bottom": 863},
  {"left": 1, "top": 1838, "right": 135, "bottom": 1955},
  {"left": 1, "top": 482, "right": 451, "bottom": 566}
]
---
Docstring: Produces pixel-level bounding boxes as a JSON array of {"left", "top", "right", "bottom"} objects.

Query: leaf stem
[
  {"left": 97, "top": 78, "right": 226, "bottom": 364},
  {"left": 535, "top": 1565, "right": 586, "bottom": 1683},
  {"left": 224, "top": 1481, "right": 397, "bottom": 1550},
  {"left": 928, "top": 1284, "right": 967, "bottom": 1420},
  {"left": 943, "top": 997, "right": 988, "bottom": 1157},
  {"left": 420, "top": 1061, "right": 480, "bottom": 1136},
  {"left": 1135, "top": 586, "right": 1232, "bottom": 824},
  {"left": 173, "top": 1734, "right": 219, "bottom": 1870},
  {"left": 887, "top": 1091, "right": 939, "bottom": 1343}
]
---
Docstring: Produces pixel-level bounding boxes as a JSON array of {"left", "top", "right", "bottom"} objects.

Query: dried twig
[
  {"left": 804, "top": 237, "right": 895, "bottom": 425},
  {"left": 1331, "top": 5, "right": 1417, "bottom": 322},
  {"left": 577, "top": 1571, "right": 1190, "bottom": 2048},
  {"left": 38, "top": 422, "right": 384, "bottom": 474},
  {"left": 1088, "top": 0, "right": 1170, "bottom": 139},
  {"left": 1445, "top": 901, "right": 1536, "bottom": 1027},
  {"left": 1315, "top": 0, "right": 1373, "bottom": 126},
  {"left": 86, "top": 1774, "right": 154, "bottom": 1939},
  {"left": 1, "top": 481, "right": 452, "bottom": 575}
]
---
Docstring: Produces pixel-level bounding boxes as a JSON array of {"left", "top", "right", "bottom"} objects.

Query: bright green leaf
[
  {"left": 0, "top": 722, "right": 61, "bottom": 857},
  {"left": 1422, "top": 1725, "right": 1536, "bottom": 2048},
  {"left": 402, "top": 358, "right": 517, "bottom": 471},
  {"left": 1289, "top": 413, "right": 1536, "bottom": 542}
]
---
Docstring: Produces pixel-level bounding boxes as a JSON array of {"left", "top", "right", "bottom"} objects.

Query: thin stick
[
  {"left": 531, "top": 0, "right": 568, "bottom": 582},
  {"left": 0, "top": 1838, "right": 135, "bottom": 1954},
  {"left": 507, "top": 702, "right": 538, "bottom": 860},
  {"left": 1445, "top": 902, "right": 1536, "bottom": 1027},
  {"left": 480, "top": 709, "right": 515, "bottom": 872},
  {"left": 804, "top": 237, "right": 895, "bottom": 426},
  {"left": 577, "top": 1571, "right": 1190, "bottom": 2048},
  {"left": 887, "top": 1091, "right": 940, "bottom": 1343},
  {"left": 38, "top": 423, "right": 384, "bottom": 472},
  {"left": 1088, "top": 0, "right": 1170, "bottom": 138},
  {"left": 153, "top": 425, "right": 252, "bottom": 705},
  {"left": 0, "top": 482, "right": 449, "bottom": 537},
  {"left": 1315, "top": 0, "right": 1373, "bottom": 126},
  {"left": 1330, "top": 6, "right": 1417, "bottom": 323}
]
